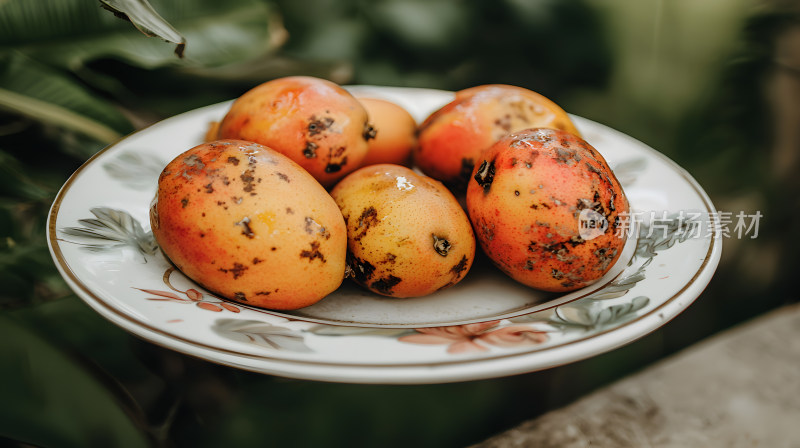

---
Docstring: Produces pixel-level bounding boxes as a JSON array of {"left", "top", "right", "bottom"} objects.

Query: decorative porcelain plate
[{"left": 47, "top": 86, "right": 721, "bottom": 384}]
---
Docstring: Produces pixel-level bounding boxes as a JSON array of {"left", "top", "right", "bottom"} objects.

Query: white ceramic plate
[{"left": 47, "top": 86, "right": 721, "bottom": 384}]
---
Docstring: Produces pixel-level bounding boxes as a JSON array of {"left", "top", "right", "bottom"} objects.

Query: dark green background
[{"left": 1, "top": 0, "right": 798, "bottom": 446}]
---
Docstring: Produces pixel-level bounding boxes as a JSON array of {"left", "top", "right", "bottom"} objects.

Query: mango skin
[
  {"left": 355, "top": 97, "right": 417, "bottom": 167},
  {"left": 217, "top": 76, "right": 373, "bottom": 187},
  {"left": 414, "top": 84, "right": 581, "bottom": 192},
  {"left": 150, "top": 140, "right": 347, "bottom": 310},
  {"left": 330, "top": 164, "right": 476, "bottom": 298},
  {"left": 466, "top": 128, "right": 629, "bottom": 292}
]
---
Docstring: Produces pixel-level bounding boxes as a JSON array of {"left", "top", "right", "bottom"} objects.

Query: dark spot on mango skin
[
  {"left": 569, "top": 236, "right": 586, "bottom": 246},
  {"left": 255, "top": 291, "right": 271, "bottom": 296},
  {"left": 354, "top": 206, "right": 379, "bottom": 241},
  {"left": 181, "top": 197, "right": 189, "bottom": 208},
  {"left": 276, "top": 172, "right": 290, "bottom": 182},
  {"left": 477, "top": 217, "right": 495, "bottom": 241},
  {"left": 371, "top": 275, "right": 402, "bottom": 295},
  {"left": 585, "top": 162, "right": 601, "bottom": 175},
  {"left": 286, "top": 207, "right": 294, "bottom": 214},
  {"left": 325, "top": 158, "right": 347, "bottom": 173},
  {"left": 303, "top": 141, "right": 318, "bottom": 159},
  {"left": 555, "top": 147, "right": 580, "bottom": 165},
  {"left": 381, "top": 253, "right": 397, "bottom": 264},
  {"left": 252, "top": 257, "right": 262, "bottom": 265},
  {"left": 473, "top": 160, "right": 496, "bottom": 193},
  {"left": 575, "top": 197, "right": 604, "bottom": 216},
  {"left": 363, "top": 123, "right": 377, "bottom": 141},
  {"left": 304, "top": 217, "right": 331, "bottom": 240},
  {"left": 308, "top": 116, "right": 334, "bottom": 136},
  {"left": 227, "top": 156, "right": 240, "bottom": 166},
  {"left": 237, "top": 217, "right": 254, "bottom": 239},
  {"left": 240, "top": 169, "right": 257, "bottom": 195},
  {"left": 593, "top": 247, "right": 618, "bottom": 271},
  {"left": 450, "top": 255, "right": 469, "bottom": 277},
  {"left": 234, "top": 292, "right": 247, "bottom": 301},
  {"left": 540, "top": 242, "right": 577, "bottom": 263},
  {"left": 494, "top": 113, "right": 512, "bottom": 132},
  {"left": 204, "top": 183, "right": 214, "bottom": 193},
  {"left": 183, "top": 154, "right": 205, "bottom": 170},
  {"left": 432, "top": 235, "right": 451, "bottom": 257},
  {"left": 220, "top": 263, "right": 248, "bottom": 279},
  {"left": 524, "top": 259, "right": 535, "bottom": 271},
  {"left": 348, "top": 254, "right": 375, "bottom": 284},
  {"left": 300, "top": 241, "right": 325, "bottom": 263}
]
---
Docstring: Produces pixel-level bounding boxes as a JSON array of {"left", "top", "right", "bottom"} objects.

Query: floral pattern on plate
[{"left": 62, "top": 205, "right": 692, "bottom": 357}]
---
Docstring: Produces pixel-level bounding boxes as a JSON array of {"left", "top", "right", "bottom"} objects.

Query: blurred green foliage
[{"left": 1, "top": 0, "right": 798, "bottom": 446}]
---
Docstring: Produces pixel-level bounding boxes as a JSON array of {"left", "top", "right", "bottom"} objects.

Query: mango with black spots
[
  {"left": 353, "top": 96, "right": 417, "bottom": 167},
  {"left": 466, "top": 128, "right": 629, "bottom": 292},
  {"left": 217, "top": 76, "right": 374, "bottom": 187},
  {"left": 414, "top": 84, "right": 580, "bottom": 192},
  {"left": 150, "top": 140, "right": 347, "bottom": 310},
  {"left": 330, "top": 164, "right": 475, "bottom": 297}
]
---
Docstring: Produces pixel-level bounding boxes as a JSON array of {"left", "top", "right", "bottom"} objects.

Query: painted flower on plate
[{"left": 399, "top": 321, "right": 548, "bottom": 354}]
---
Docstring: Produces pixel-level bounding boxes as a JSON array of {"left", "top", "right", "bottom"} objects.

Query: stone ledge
[{"left": 472, "top": 303, "right": 800, "bottom": 448}]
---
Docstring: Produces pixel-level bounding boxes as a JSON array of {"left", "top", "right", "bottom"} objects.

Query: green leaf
[
  {"left": 99, "top": 0, "right": 186, "bottom": 58},
  {"left": 0, "top": 150, "right": 50, "bottom": 201},
  {"left": 1, "top": 0, "right": 280, "bottom": 70},
  {"left": 0, "top": 315, "right": 150, "bottom": 447},
  {"left": 0, "top": 52, "right": 131, "bottom": 142}
]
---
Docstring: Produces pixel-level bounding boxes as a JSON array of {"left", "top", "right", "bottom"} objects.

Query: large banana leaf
[
  {"left": 0, "top": 0, "right": 280, "bottom": 144},
  {"left": 0, "top": 0, "right": 278, "bottom": 69},
  {"left": 100, "top": 0, "right": 186, "bottom": 57},
  {"left": 0, "top": 52, "right": 131, "bottom": 142}
]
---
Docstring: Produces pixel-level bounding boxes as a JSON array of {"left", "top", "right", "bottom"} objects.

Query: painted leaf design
[
  {"left": 219, "top": 303, "right": 241, "bottom": 313},
  {"left": 212, "top": 319, "right": 312, "bottom": 353},
  {"left": 197, "top": 302, "right": 223, "bottom": 312},
  {"left": 636, "top": 215, "right": 698, "bottom": 259},
  {"left": 586, "top": 259, "right": 651, "bottom": 300},
  {"left": 584, "top": 216, "right": 689, "bottom": 302},
  {"left": 612, "top": 158, "right": 647, "bottom": 186},
  {"left": 135, "top": 288, "right": 181, "bottom": 300},
  {"left": 185, "top": 289, "right": 203, "bottom": 301},
  {"left": 62, "top": 207, "right": 157, "bottom": 256},
  {"left": 102, "top": 151, "right": 166, "bottom": 190},
  {"left": 553, "top": 296, "right": 650, "bottom": 330}
]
